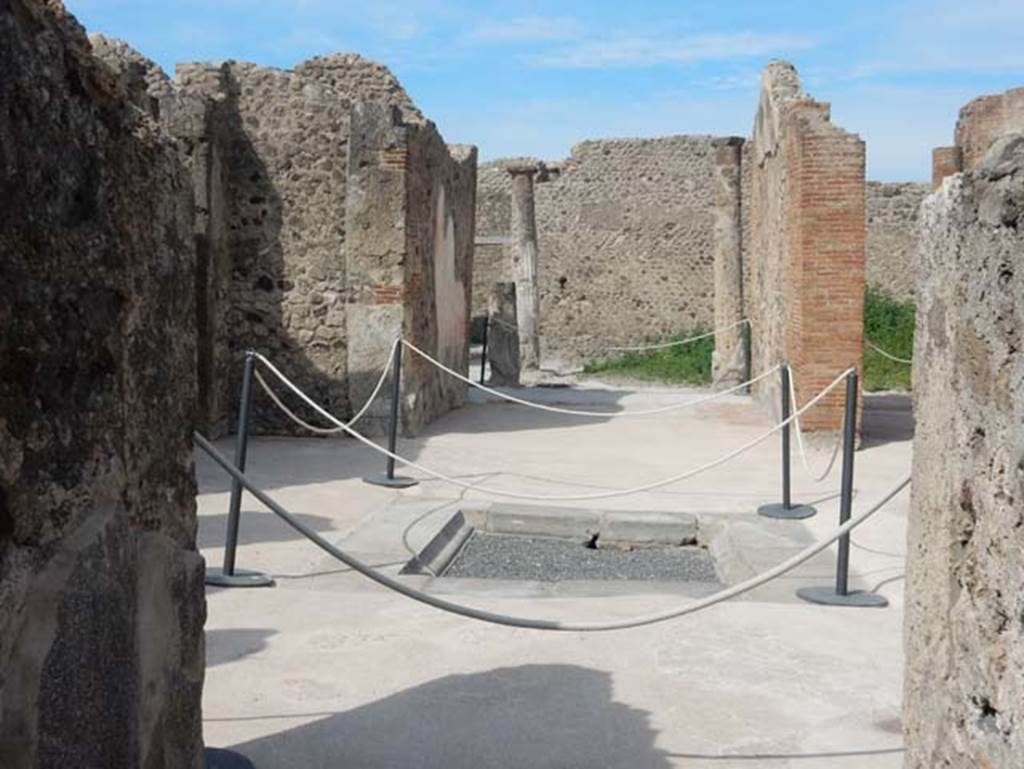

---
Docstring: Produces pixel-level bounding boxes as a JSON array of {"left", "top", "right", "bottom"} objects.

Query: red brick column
[
  {"left": 931, "top": 146, "right": 963, "bottom": 189},
  {"left": 784, "top": 101, "right": 865, "bottom": 431}
]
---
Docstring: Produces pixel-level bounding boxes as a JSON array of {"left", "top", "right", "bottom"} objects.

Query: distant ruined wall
[
  {"left": 904, "top": 136, "right": 1024, "bottom": 769},
  {"left": 746, "top": 61, "right": 865, "bottom": 430},
  {"left": 1, "top": 3, "right": 203, "bottom": 767},
  {"left": 865, "top": 182, "right": 929, "bottom": 302},
  {"left": 933, "top": 86, "right": 1024, "bottom": 187},
  {"left": 474, "top": 137, "right": 721, "bottom": 365}
]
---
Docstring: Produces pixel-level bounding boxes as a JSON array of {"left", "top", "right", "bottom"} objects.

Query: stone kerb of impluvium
[{"left": 506, "top": 159, "right": 542, "bottom": 370}]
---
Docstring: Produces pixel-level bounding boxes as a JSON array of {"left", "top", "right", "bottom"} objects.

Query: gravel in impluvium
[{"left": 442, "top": 532, "right": 721, "bottom": 583}]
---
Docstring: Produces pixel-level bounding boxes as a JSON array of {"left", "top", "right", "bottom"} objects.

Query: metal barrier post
[
  {"left": 205, "top": 351, "right": 274, "bottom": 587},
  {"left": 364, "top": 342, "right": 419, "bottom": 488},
  {"left": 480, "top": 316, "right": 489, "bottom": 385},
  {"left": 758, "top": 363, "right": 816, "bottom": 519},
  {"left": 797, "top": 368, "right": 888, "bottom": 607}
]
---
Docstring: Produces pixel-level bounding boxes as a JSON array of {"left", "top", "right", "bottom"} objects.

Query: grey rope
[
  {"left": 866, "top": 340, "right": 912, "bottom": 365},
  {"left": 252, "top": 351, "right": 853, "bottom": 501},
  {"left": 194, "top": 430, "right": 909, "bottom": 632}
]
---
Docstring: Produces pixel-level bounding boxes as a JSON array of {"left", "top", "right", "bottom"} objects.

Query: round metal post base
[
  {"left": 205, "top": 568, "right": 275, "bottom": 588},
  {"left": 757, "top": 502, "right": 817, "bottom": 520},
  {"left": 363, "top": 473, "right": 419, "bottom": 489},
  {"left": 796, "top": 586, "right": 889, "bottom": 608},
  {"left": 205, "top": 747, "right": 256, "bottom": 769}
]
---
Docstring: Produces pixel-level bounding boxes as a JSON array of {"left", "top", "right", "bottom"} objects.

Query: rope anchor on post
[
  {"left": 758, "top": 363, "right": 817, "bottom": 520},
  {"left": 205, "top": 351, "right": 275, "bottom": 588},
  {"left": 363, "top": 341, "right": 419, "bottom": 489},
  {"left": 796, "top": 368, "right": 888, "bottom": 608}
]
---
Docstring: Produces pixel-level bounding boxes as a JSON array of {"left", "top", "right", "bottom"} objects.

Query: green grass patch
[
  {"left": 863, "top": 287, "right": 915, "bottom": 392},
  {"left": 583, "top": 330, "right": 714, "bottom": 385}
]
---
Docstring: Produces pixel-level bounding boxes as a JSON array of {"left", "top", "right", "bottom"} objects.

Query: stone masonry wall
[
  {"left": 865, "top": 182, "right": 929, "bottom": 302},
  {"left": 0, "top": 2, "right": 204, "bottom": 767},
  {"left": 904, "top": 136, "right": 1024, "bottom": 768},
  {"left": 474, "top": 138, "right": 720, "bottom": 366},
  {"left": 167, "top": 54, "right": 471, "bottom": 437},
  {"left": 747, "top": 61, "right": 865, "bottom": 431},
  {"left": 345, "top": 103, "right": 477, "bottom": 435}
]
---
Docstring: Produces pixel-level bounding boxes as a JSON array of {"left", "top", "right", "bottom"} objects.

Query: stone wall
[
  {"left": 89, "top": 46, "right": 478, "bottom": 438},
  {"left": 865, "top": 182, "right": 929, "bottom": 302},
  {"left": 933, "top": 86, "right": 1024, "bottom": 187},
  {"left": 904, "top": 136, "right": 1024, "bottom": 768},
  {"left": 745, "top": 61, "right": 865, "bottom": 431},
  {"left": 474, "top": 138, "right": 721, "bottom": 365},
  {"left": 173, "top": 56, "right": 474, "bottom": 437},
  {"left": 0, "top": 2, "right": 203, "bottom": 767},
  {"left": 345, "top": 103, "right": 477, "bottom": 435}
]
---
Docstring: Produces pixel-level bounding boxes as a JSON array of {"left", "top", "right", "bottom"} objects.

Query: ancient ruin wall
[
  {"left": 746, "top": 61, "right": 865, "bottom": 430},
  {"left": 933, "top": 86, "right": 1024, "bottom": 187},
  {"left": 865, "top": 182, "right": 929, "bottom": 302},
  {"left": 474, "top": 138, "right": 720, "bottom": 365},
  {"left": 346, "top": 104, "right": 477, "bottom": 435},
  {"left": 169, "top": 54, "right": 472, "bottom": 436},
  {"left": 904, "top": 136, "right": 1024, "bottom": 769},
  {"left": 0, "top": 3, "right": 203, "bottom": 766},
  {"left": 471, "top": 160, "right": 515, "bottom": 348},
  {"left": 955, "top": 87, "right": 1024, "bottom": 171}
]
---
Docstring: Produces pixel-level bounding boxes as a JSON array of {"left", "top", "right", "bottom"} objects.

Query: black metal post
[
  {"left": 363, "top": 342, "right": 419, "bottom": 488},
  {"left": 796, "top": 368, "right": 887, "bottom": 607},
  {"left": 205, "top": 351, "right": 273, "bottom": 587},
  {"left": 385, "top": 341, "right": 402, "bottom": 479},
  {"left": 781, "top": 363, "right": 792, "bottom": 510},
  {"left": 835, "top": 368, "right": 858, "bottom": 596},
  {"left": 758, "top": 363, "right": 816, "bottom": 519},
  {"left": 480, "top": 316, "right": 489, "bottom": 385}
]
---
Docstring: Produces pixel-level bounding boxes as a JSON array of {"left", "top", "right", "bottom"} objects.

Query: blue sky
[{"left": 68, "top": 0, "right": 1023, "bottom": 181}]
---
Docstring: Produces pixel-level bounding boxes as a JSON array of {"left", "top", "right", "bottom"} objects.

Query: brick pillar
[
  {"left": 931, "top": 146, "right": 963, "bottom": 189},
  {"left": 507, "top": 162, "right": 541, "bottom": 369},
  {"left": 784, "top": 102, "right": 865, "bottom": 432},
  {"left": 711, "top": 137, "right": 748, "bottom": 388}
]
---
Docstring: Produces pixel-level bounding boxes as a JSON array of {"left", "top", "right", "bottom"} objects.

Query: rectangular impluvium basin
[{"left": 402, "top": 503, "right": 721, "bottom": 584}]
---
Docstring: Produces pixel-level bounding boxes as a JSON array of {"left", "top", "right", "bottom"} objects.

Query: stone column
[
  {"left": 507, "top": 161, "right": 541, "bottom": 369},
  {"left": 487, "top": 282, "right": 520, "bottom": 386},
  {"left": 711, "top": 137, "right": 748, "bottom": 388}
]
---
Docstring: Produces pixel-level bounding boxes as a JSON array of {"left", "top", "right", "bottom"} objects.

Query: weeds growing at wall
[
  {"left": 863, "top": 287, "right": 915, "bottom": 391},
  {"left": 582, "top": 331, "right": 714, "bottom": 385}
]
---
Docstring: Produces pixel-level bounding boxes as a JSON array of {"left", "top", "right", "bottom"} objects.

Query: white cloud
[
  {"left": 466, "top": 16, "right": 582, "bottom": 44},
  {"left": 528, "top": 31, "right": 816, "bottom": 69}
]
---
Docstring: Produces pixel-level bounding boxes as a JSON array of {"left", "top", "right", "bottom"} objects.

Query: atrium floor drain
[{"left": 401, "top": 503, "right": 721, "bottom": 584}]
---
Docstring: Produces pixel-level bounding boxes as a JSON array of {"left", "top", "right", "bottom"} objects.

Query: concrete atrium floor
[{"left": 196, "top": 380, "right": 914, "bottom": 769}]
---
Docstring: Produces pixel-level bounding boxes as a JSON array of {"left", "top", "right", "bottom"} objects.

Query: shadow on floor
[
  {"left": 224, "top": 664, "right": 672, "bottom": 769},
  {"left": 206, "top": 628, "right": 277, "bottom": 668},
  {"left": 199, "top": 510, "right": 339, "bottom": 549},
  {"left": 861, "top": 393, "right": 914, "bottom": 448}
]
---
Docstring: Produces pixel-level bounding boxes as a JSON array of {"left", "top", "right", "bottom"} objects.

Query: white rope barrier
[
  {"left": 252, "top": 351, "right": 853, "bottom": 502},
  {"left": 866, "top": 340, "right": 913, "bottom": 365},
  {"left": 788, "top": 369, "right": 842, "bottom": 483},
  {"left": 606, "top": 318, "right": 749, "bottom": 353},
  {"left": 252, "top": 338, "right": 398, "bottom": 435},
  {"left": 403, "top": 338, "right": 778, "bottom": 419},
  {"left": 194, "top": 429, "right": 909, "bottom": 632}
]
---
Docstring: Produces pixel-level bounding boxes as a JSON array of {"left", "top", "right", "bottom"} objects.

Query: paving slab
[{"left": 196, "top": 383, "right": 912, "bottom": 768}]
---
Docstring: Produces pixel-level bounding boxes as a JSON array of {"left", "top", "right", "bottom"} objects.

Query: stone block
[{"left": 599, "top": 512, "right": 699, "bottom": 548}]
